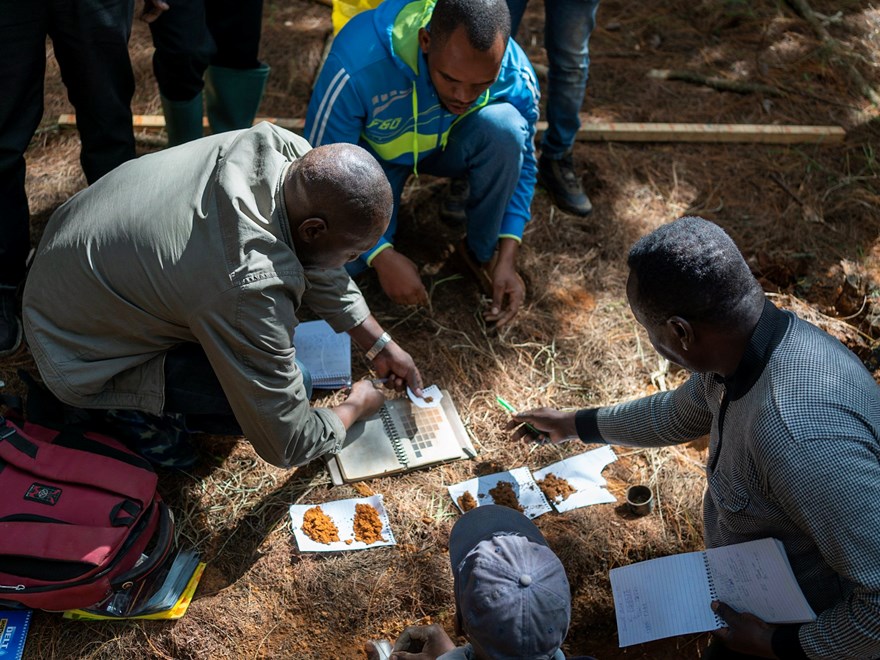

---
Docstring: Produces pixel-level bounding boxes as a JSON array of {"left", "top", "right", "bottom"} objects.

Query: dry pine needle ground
[{"left": 7, "top": 0, "right": 880, "bottom": 657}]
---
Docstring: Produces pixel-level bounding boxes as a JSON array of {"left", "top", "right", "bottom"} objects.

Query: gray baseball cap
[{"left": 449, "top": 505, "right": 571, "bottom": 660}]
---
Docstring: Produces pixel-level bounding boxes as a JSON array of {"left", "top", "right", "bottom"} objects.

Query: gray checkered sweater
[{"left": 577, "top": 300, "right": 880, "bottom": 659}]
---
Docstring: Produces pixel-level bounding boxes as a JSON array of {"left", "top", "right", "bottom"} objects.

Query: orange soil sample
[
  {"left": 353, "top": 503, "right": 386, "bottom": 544},
  {"left": 537, "top": 473, "right": 576, "bottom": 503},
  {"left": 457, "top": 491, "right": 477, "bottom": 512},
  {"left": 489, "top": 481, "right": 524, "bottom": 512},
  {"left": 302, "top": 506, "right": 340, "bottom": 544}
]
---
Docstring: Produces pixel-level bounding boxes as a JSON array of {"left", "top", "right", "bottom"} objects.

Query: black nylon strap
[
  {"left": 1, "top": 428, "right": 38, "bottom": 459},
  {"left": 109, "top": 499, "right": 143, "bottom": 527}
]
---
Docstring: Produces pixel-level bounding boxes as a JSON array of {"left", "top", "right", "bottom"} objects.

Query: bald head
[
  {"left": 285, "top": 143, "right": 392, "bottom": 269},
  {"left": 287, "top": 143, "right": 392, "bottom": 234}
]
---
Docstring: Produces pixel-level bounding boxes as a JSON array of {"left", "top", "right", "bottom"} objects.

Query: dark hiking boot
[
  {"left": 0, "top": 285, "right": 22, "bottom": 357},
  {"left": 440, "top": 177, "right": 469, "bottom": 226},
  {"left": 538, "top": 152, "right": 592, "bottom": 216},
  {"left": 104, "top": 409, "right": 197, "bottom": 469}
]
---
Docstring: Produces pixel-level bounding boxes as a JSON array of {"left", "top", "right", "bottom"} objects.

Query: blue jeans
[
  {"left": 163, "top": 342, "right": 312, "bottom": 435},
  {"left": 507, "top": 0, "right": 599, "bottom": 159},
  {"left": 348, "top": 101, "right": 527, "bottom": 273}
]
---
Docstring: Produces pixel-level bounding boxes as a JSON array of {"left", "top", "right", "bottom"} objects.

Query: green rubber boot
[
  {"left": 160, "top": 92, "right": 205, "bottom": 147},
  {"left": 204, "top": 63, "right": 271, "bottom": 135}
]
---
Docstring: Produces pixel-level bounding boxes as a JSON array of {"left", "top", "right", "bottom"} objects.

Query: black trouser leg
[
  {"left": 0, "top": 2, "right": 49, "bottom": 285},
  {"left": 206, "top": 0, "right": 264, "bottom": 70},
  {"left": 149, "top": 0, "right": 214, "bottom": 101},
  {"left": 50, "top": 0, "right": 136, "bottom": 183},
  {"left": 163, "top": 343, "right": 243, "bottom": 436}
]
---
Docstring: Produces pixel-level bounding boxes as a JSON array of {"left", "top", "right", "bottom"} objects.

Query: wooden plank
[
  {"left": 57, "top": 114, "right": 846, "bottom": 145},
  {"left": 573, "top": 121, "right": 846, "bottom": 144}
]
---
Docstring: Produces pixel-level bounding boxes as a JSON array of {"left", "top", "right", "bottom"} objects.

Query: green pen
[{"left": 496, "top": 396, "right": 542, "bottom": 437}]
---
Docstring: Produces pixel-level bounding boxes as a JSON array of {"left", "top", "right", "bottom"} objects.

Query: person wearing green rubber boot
[{"left": 142, "top": 0, "right": 270, "bottom": 146}]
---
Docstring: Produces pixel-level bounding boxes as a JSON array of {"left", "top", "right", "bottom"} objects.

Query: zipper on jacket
[{"left": 411, "top": 82, "right": 419, "bottom": 176}]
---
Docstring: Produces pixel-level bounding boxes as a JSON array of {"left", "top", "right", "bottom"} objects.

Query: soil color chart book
[
  {"left": 610, "top": 537, "right": 815, "bottom": 646},
  {"left": 326, "top": 391, "right": 475, "bottom": 484}
]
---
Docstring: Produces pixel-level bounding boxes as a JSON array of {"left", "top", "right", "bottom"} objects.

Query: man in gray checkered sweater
[{"left": 514, "top": 216, "right": 880, "bottom": 660}]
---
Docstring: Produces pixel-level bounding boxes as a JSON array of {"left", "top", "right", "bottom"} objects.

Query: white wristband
[{"left": 365, "top": 332, "right": 392, "bottom": 360}]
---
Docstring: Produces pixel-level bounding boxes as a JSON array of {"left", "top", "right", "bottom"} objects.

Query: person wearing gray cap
[{"left": 366, "top": 505, "right": 596, "bottom": 660}]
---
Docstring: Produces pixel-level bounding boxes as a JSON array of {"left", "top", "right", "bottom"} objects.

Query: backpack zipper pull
[{"left": 0, "top": 584, "right": 25, "bottom": 591}]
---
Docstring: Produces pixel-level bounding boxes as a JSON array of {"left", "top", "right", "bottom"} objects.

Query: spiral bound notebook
[
  {"left": 293, "top": 320, "right": 351, "bottom": 389},
  {"left": 325, "top": 391, "right": 476, "bottom": 485},
  {"left": 610, "top": 537, "right": 816, "bottom": 647}
]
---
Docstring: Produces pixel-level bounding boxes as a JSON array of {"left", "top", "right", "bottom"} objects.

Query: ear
[
  {"left": 418, "top": 27, "right": 431, "bottom": 54},
  {"left": 667, "top": 316, "right": 694, "bottom": 351},
  {"left": 297, "top": 217, "right": 327, "bottom": 244}
]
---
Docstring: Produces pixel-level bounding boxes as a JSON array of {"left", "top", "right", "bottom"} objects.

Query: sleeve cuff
[
  {"left": 364, "top": 239, "right": 392, "bottom": 266},
  {"left": 323, "top": 296, "right": 371, "bottom": 333},
  {"left": 499, "top": 212, "right": 527, "bottom": 240},
  {"left": 771, "top": 624, "right": 808, "bottom": 660},
  {"left": 575, "top": 408, "right": 604, "bottom": 443}
]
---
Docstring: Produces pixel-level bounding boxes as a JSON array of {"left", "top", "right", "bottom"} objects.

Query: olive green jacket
[{"left": 24, "top": 123, "right": 369, "bottom": 467}]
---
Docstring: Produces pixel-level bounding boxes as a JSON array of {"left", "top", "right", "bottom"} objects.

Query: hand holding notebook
[
  {"left": 610, "top": 537, "right": 815, "bottom": 647},
  {"left": 325, "top": 388, "right": 476, "bottom": 484}
]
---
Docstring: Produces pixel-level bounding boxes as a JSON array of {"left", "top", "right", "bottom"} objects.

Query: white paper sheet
[
  {"left": 532, "top": 445, "right": 618, "bottom": 512},
  {"left": 407, "top": 384, "right": 443, "bottom": 409},
  {"left": 289, "top": 495, "right": 396, "bottom": 552},
  {"left": 448, "top": 466, "right": 553, "bottom": 519}
]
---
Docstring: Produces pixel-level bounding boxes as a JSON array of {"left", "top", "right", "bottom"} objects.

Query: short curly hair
[
  {"left": 627, "top": 216, "right": 764, "bottom": 325},
  {"left": 431, "top": 0, "right": 511, "bottom": 52}
]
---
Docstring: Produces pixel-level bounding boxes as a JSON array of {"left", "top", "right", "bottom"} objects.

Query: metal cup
[{"left": 626, "top": 484, "right": 654, "bottom": 516}]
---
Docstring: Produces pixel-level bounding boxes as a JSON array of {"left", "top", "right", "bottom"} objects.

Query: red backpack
[{"left": 0, "top": 414, "right": 174, "bottom": 611}]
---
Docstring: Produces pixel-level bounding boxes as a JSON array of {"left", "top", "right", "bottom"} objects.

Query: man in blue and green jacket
[{"left": 306, "top": 0, "right": 539, "bottom": 328}]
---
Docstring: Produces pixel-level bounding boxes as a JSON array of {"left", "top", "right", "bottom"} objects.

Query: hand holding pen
[{"left": 498, "top": 397, "right": 579, "bottom": 445}]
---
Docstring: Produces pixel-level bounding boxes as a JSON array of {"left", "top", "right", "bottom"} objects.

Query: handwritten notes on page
[{"left": 610, "top": 537, "right": 815, "bottom": 647}]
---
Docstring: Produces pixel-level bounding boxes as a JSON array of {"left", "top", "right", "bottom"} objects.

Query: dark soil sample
[
  {"left": 538, "top": 473, "right": 576, "bottom": 503},
  {"left": 457, "top": 491, "right": 477, "bottom": 512},
  {"left": 489, "top": 480, "right": 524, "bottom": 512}
]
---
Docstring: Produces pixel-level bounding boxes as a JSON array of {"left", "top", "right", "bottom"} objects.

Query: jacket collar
[{"left": 717, "top": 298, "right": 789, "bottom": 401}]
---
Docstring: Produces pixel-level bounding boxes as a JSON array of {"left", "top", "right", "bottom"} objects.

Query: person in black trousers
[
  {"left": 143, "top": 0, "right": 270, "bottom": 146},
  {"left": 0, "top": 0, "right": 137, "bottom": 356}
]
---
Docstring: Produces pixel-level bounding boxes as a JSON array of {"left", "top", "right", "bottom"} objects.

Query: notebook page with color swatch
[{"left": 325, "top": 391, "right": 475, "bottom": 484}]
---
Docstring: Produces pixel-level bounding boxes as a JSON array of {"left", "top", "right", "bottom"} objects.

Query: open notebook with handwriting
[{"left": 610, "top": 537, "right": 816, "bottom": 647}]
